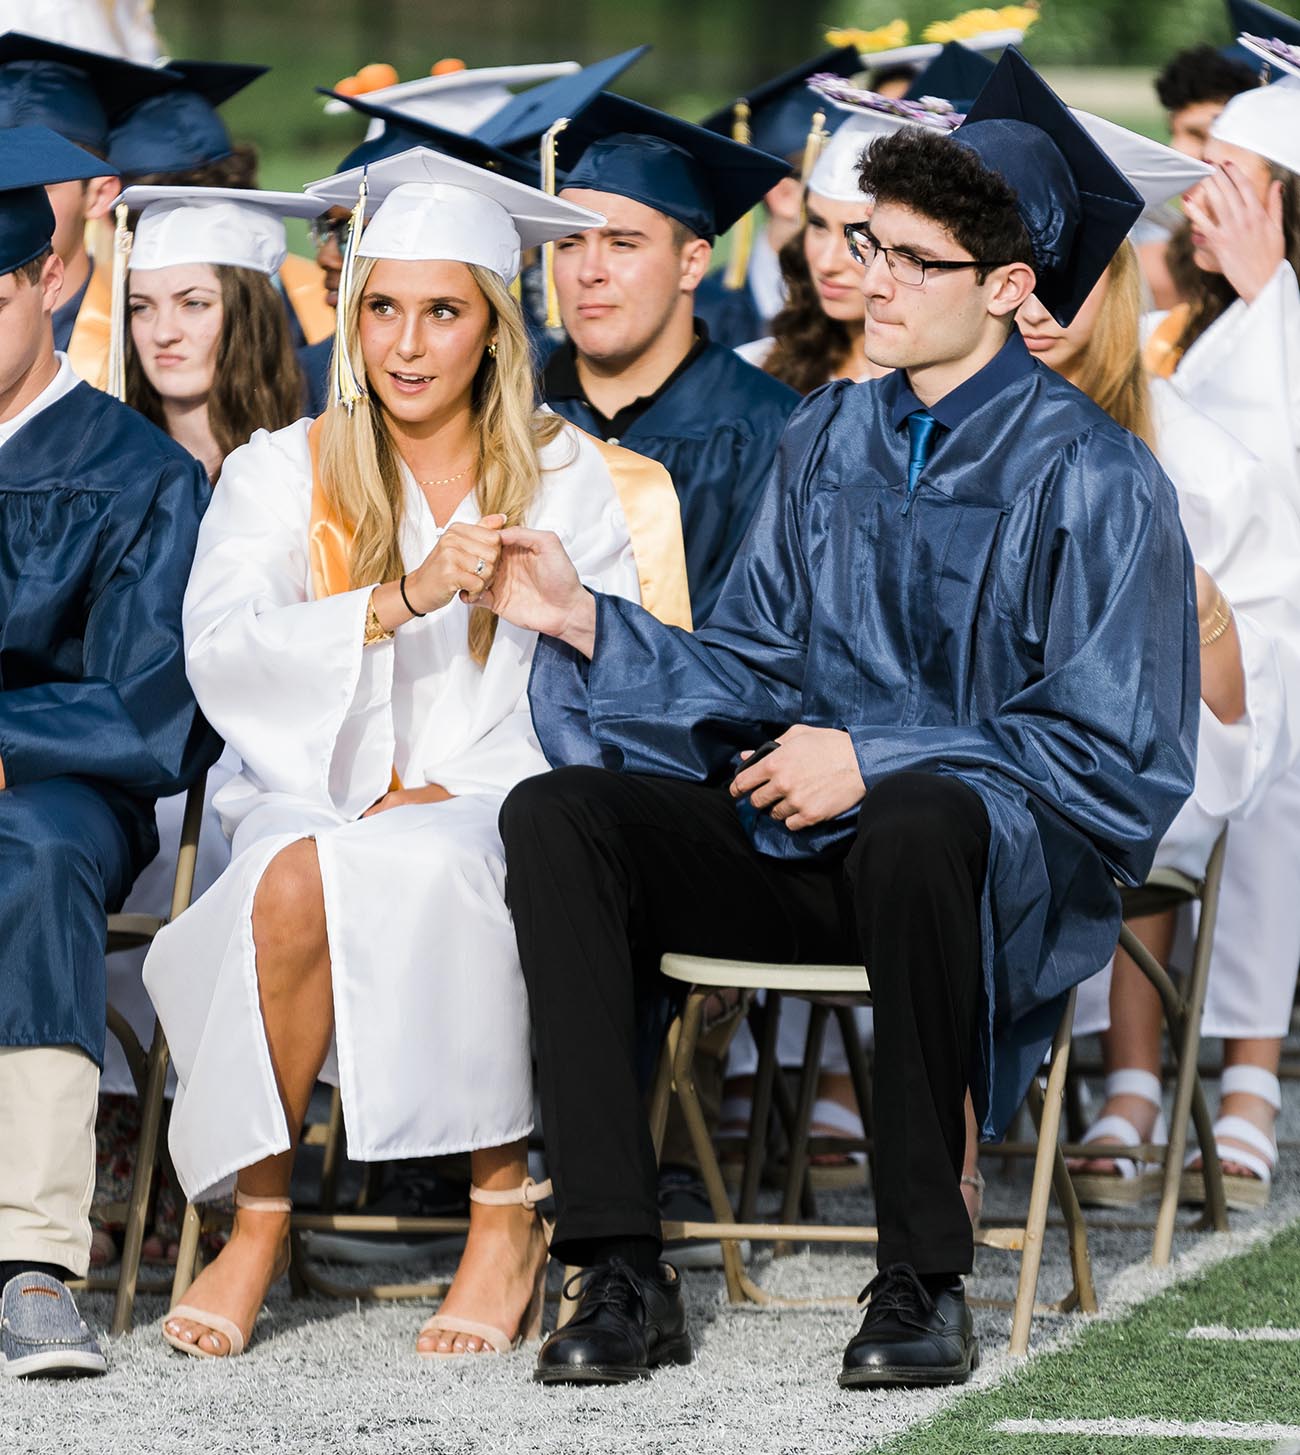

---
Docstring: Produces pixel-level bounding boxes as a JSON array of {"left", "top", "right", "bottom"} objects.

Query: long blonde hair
[
  {"left": 319, "top": 258, "right": 562, "bottom": 664},
  {"left": 1069, "top": 239, "right": 1156, "bottom": 451}
]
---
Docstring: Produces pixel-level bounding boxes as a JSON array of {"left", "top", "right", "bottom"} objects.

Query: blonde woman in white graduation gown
[{"left": 143, "top": 151, "right": 650, "bottom": 1361}]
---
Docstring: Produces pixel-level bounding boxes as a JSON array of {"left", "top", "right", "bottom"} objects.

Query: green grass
[{"left": 874, "top": 1221, "right": 1300, "bottom": 1454}]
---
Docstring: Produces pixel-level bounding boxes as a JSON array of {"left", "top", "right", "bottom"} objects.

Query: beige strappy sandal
[
  {"left": 418, "top": 1176, "right": 552, "bottom": 1358},
  {"left": 161, "top": 1192, "right": 291, "bottom": 1359}
]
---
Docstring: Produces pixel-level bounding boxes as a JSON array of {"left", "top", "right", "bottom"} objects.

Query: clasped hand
[
  {"left": 729, "top": 725, "right": 867, "bottom": 833},
  {"left": 403, "top": 513, "right": 508, "bottom": 615}
]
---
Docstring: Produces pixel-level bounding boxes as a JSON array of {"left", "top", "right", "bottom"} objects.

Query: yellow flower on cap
[
  {"left": 823, "top": 18, "right": 909, "bottom": 53},
  {"left": 922, "top": 5, "right": 1038, "bottom": 44}
]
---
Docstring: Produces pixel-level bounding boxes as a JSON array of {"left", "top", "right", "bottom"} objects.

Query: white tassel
[
  {"left": 330, "top": 174, "right": 370, "bottom": 414},
  {"left": 106, "top": 202, "right": 132, "bottom": 402}
]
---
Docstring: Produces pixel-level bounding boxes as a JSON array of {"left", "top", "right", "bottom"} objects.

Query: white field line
[
  {"left": 1187, "top": 1324, "right": 1300, "bottom": 1341},
  {"left": 995, "top": 1418, "right": 1300, "bottom": 1441}
]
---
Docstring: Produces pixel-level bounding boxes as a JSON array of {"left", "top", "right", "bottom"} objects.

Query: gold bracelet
[
  {"left": 1199, "top": 588, "right": 1232, "bottom": 648},
  {"left": 363, "top": 593, "right": 394, "bottom": 646}
]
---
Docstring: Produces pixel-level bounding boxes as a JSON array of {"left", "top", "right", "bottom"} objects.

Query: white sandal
[
  {"left": 1069, "top": 1070, "right": 1168, "bottom": 1208},
  {"left": 1182, "top": 1066, "right": 1280, "bottom": 1211},
  {"left": 161, "top": 1192, "right": 291, "bottom": 1359},
  {"left": 417, "top": 1176, "right": 551, "bottom": 1357}
]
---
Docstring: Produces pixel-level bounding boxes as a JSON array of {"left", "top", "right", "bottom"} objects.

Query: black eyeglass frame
[{"left": 842, "top": 221, "right": 1015, "bottom": 285}]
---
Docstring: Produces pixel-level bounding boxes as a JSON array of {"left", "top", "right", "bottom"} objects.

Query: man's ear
[
  {"left": 40, "top": 251, "right": 66, "bottom": 314},
  {"left": 679, "top": 236, "right": 712, "bottom": 294},
  {"left": 987, "top": 260, "right": 1036, "bottom": 319},
  {"left": 83, "top": 174, "right": 122, "bottom": 224}
]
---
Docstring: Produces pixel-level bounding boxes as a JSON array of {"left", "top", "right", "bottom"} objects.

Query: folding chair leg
[
  {"left": 834, "top": 1003, "right": 875, "bottom": 1192},
  {"left": 319, "top": 1088, "right": 345, "bottom": 1214},
  {"left": 171, "top": 1203, "right": 203, "bottom": 1308},
  {"left": 670, "top": 993, "right": 747, "bottom": 1302},
  {"left": 648, "top": 1018, "right": 678, "bottom": 1159},
  {"left": 775, "top": 1004, "right": 828, "bottom": 1256},
  {"left": 1009, "top": 989, "right": 1077, "bottom": 1357},
  {"left": 740, "top": 993, "right": 782, "bottom": 1223},
  {"left": 111, "top": 1022, "right": 171, "bottom": 1336}
]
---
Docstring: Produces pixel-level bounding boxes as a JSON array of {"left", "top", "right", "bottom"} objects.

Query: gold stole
[
  {"left": 280, "top": 253, "right": 335, "bottom": 346},
  {"left": 65, "top": 253, "right": 114, "bottom": 390},
  {"left": 305, "top": 417, "right": 403, "bottom": 792},
  {"left": 1142, "top": 302, "right": 1190, "bottom": 381}
]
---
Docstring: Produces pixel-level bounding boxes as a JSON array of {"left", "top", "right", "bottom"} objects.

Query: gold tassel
[
  {"left": 799, "top": 110, "right": 830, "bottom": 224},
  {"left": 330, "top": 175, "right": 369, "bottom": 413},
  {"left": 106, "top": 202, "right": 132, "bottom": 402},
  {"left": 723, "top": 99, "right": 754, "bottom": 292},
  {"left": 540, "top": 117, "right": 571, "bottom": 329}
]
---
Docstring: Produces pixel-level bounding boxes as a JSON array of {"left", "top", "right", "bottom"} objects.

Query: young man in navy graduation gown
[
  {"left": 484, "top": 53, "right": 1199, "bottom": 1390},
  {"left": 0, "top": 126, "right": 218, "bottom": 1377}
]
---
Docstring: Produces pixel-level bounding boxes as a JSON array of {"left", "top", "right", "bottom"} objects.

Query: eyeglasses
[
  {"left": 842, "top": 222, "right": 1014, "bottom": 287},
  {"left": 308, "top": 215, "right": 352, "bottom": 252}
]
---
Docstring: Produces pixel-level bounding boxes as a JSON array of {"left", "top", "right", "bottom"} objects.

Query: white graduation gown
[
  {"left": 143, "top": 418, "right": 640, "bottom": 1201},
  {"left": 1075, "top": 380, "right": 1300, "bottom": 1036}
]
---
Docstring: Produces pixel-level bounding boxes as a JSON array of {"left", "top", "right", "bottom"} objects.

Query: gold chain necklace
[{"left": 416, "top": 462, "right": 474, "bottom": 488}]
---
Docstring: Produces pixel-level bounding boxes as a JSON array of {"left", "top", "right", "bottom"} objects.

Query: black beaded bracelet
[{"left": 399, "top": 573, "right": 426, "bottom": 618}]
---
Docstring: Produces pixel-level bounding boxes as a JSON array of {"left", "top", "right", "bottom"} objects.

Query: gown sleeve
[
  {"left": 182, "top": 423, "right": 397, "bottom": 821},
  {"left": 0, "top": 451, "right": 217, "bottom": 798},
  {"left": 844, "top": 429, "right": 1199, "bottom": 886}
]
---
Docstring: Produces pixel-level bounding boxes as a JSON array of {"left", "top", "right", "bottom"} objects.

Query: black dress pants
[{"left": 499, "top": 765, "right": 990, "bottom": 1277}]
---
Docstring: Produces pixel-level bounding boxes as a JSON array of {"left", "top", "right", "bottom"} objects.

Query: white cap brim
[
  {"left": 115, "top": 186, "right": 329, "bottom": 275},
  {"left": 1069, "top": 110, "right": 1212, "bottom": 220}
]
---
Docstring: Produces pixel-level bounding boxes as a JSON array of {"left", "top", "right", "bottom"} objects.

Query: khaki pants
[{"left": 0, "top": 1046, "right": 97, "bottom": 1277}]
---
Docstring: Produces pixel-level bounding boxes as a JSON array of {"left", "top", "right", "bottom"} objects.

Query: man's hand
[
  {"left": 470, "top": 526, "right": 598, "bottom": 657},
  {"left": 362, "top": 783, "right": 454, "bottom": 818},
  {"left": 729, "top": 725, "right": 866, "bottom": 832},
  {"left": 1184, "top": 162, "right": 1285, "bottom": 304},
  {"left": 404, "top": 515, "right": 507, "bottom": 616}
]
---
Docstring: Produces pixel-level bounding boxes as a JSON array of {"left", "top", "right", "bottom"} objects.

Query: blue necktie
[{"left": 906, "top": 409, "right": 938, "bottom": 496}]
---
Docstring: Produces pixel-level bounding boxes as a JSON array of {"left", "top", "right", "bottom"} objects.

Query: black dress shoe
[
  {"left": 534, "top": 1259, "right": 694, "bottom": 1385},
  {"left": 839, "top": 1264, "right": 978, "bottom": 1389}
]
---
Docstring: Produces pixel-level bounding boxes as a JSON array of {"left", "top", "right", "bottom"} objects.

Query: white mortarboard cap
[
  {"left": 1237, "top": 32, "right": 1300, "bottom": 82},
  {"left": 1210, "top": 72, "right": 1300, "bottom": 174},
  {"left": 118, "top": 186, "right": 329, "bottom": 274},
  {"left": 806, "top": 78, "right": 963, "bottom": 204},
  {"left": 1069, "top": 110, "right": 1212, "bottom": 227},
  {"left": 305, "top": 146, "right": 604, "bottom": 285},
  {"left": 323, "top": 62, "right": 579, "bottom": 141}
]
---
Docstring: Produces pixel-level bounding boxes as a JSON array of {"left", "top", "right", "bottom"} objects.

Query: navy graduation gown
[
  {"left": 529, "top": 340, "right": 1199, "bottom": 1136},
  {"left": 693, "top": 269, "right": 769, "bottom": 352},
  {"left": 0, "top": 383, "right": 220, "bottom": 1064},
  {"left": 298, "top": 336, "right": 332, "bottom": 418},
  {"left": 546, "top": 342, "right": 798, "bottom": 621}
]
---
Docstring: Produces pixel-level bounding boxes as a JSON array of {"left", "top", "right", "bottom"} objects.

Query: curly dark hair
[
  {"left": 125, "top": 263, "right": 303, "bottom": 479},
  {"left": 1155, "top": 45, "right": 1259, "bottom": 114},
  {"left": 121, "top": 143, "right": 259, "bottom": 191},
  {"left": 764, "top": 230, "right": 854, "bottom": 395},
  {"left": 857, "top": 128, "right": 1034, "bottom": 281}
]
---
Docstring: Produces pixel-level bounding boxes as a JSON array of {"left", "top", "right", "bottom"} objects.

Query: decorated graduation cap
[
  {"left": 476, "top": 47, "right": 650, "bottom": 152},
  {"left": 954, "top": 48, "right": 1142, "bottom": 325},
  {"left": 551, "top": 93, "right": 790, "bottom": 242},
  {"left": 304, "top": 146, "right": 604, "bottom": 409},
  {"left": 323, "top": 61, "right": 579, "bottom": 137},
  {"left": 318, "top": 87, "right": 544, "bottom": 185},
  {"left": 0, "top": 123, "right": 104, "bottom": 273},
  {"left": 1211, "top": 38, "right": 1300, "bottom": 173},
  {"left": 107, "top": 60, "right": 267, "bottom": 180},
  {"left": 826, "top": 5, "right": 1038, "bottom": 70},
  {"left": 700, "top": 46, "right": 862, "bottom": 162},
  {"left": 1070, "top": 110, "right": 1212, "bottom": 228},
  {"left": 805, "top": 77, "right": 964, "bottom": 205},
  {"left": 1225, "top": 0, "right": 1300, "bottom": 77},
  {"left": 904, "top": 41, "right": 996, "bottom": 109},
  {"left": 0, "top": 31, "right": 179, "bottom": 152}
]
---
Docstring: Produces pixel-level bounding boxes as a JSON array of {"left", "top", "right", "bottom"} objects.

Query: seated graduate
[
  {"left": 693, "top": 44, "right": 863, "bottom": 351},
  {"left": 141, "top": 146, "right": 683, "bottom": 1362},
  {"left": 1144, "top": 29, "right": 1300, "bottom": 1205},
  {"left": 485, "top": 51, "right": 1199, "bottom": 1390},
  {"left": 0, "top": 32, "right": 179, "bottom": 385},
  {"left": 0, "top": 125, "right": 217, "bottom": 1379},
  {"left": 535, "top": 93, "right": 800, "bottom": 621}
]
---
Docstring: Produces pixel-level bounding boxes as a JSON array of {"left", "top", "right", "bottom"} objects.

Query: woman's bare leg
[{"left": 166, "top": 839, "right": 334, "bottom": 1354}]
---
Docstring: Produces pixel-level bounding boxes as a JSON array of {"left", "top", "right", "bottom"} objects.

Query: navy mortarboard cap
[
  {"left": 0, "top": 32, "right": 179, "bottom": 153},
  {"left": 1225, "top": 0, "right": 1300, "bottom": 76},
  {"left": 107, "top": 60, "right": 268, "bottom": 180},
  {"left": 476, "top": 47, "right": 650, "bottom": 151},
  {"left": 700, "top": 46, "right": 862, "bottom": 161},
  {"left": 555, "top": 93, "right": 790, "bottom": 241},
  {"left": 955, "top": 49, "right": 1142, "bottom": 326},
  {"left": 905, "top": 41, "right": 996, "bottom": 110},
  {"left": 318, "top": 87, "right": 543, "bottom": 186},
  {"left": 0, "top": 123, "right": 105, "bottom": 273}
]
